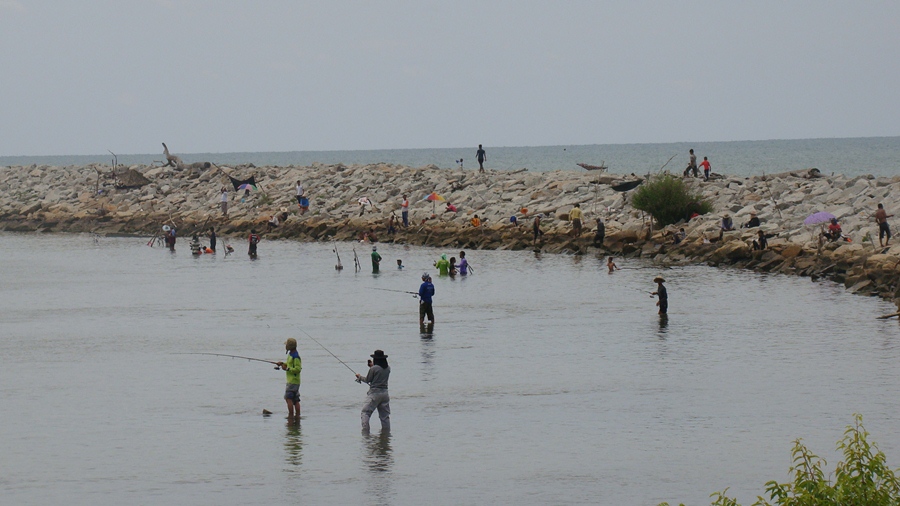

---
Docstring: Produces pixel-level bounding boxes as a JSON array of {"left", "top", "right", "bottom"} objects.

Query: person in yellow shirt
[
  {"left": 568, "top": 204, "right": 583, "bottom": 236},
  {"left": 471, "top": 214, "right": 481, "bottom": 228}
]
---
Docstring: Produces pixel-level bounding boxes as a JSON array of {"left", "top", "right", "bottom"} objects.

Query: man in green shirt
[
  {"left": 434, "top": 254, "right": 450, "bottom": 276},
  {"left": 277, "top": 338, "right": 302, "bottom": 418},
  {"left": 371, "top": 246, "right": 382, "bottom": 273}
]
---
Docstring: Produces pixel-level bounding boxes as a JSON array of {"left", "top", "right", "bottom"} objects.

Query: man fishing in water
[
  {"left": 652, "top": 276, "right": 668, "bottom": 315},
  {"left": 418, "top": 273, "right": 435, "bottom": 325},
  {"left": 276, "top": 338, "right": 302, "bottom": 419}
]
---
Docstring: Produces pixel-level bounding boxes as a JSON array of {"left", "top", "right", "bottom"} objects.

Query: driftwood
[
  {"left": 877, "top": 312, "right": 900, "bottom": 320},
  {"left": 162, "top": 143, "right": 184, "bottom": 169}
]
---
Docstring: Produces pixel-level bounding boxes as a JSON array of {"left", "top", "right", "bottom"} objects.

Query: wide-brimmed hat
[
  {"left": 281, "top": 207, "right": 288, "bottom": 213},
  {"left": 723, "top": 213, "right": 731, "bottom": 218},
  {"left": 654, "top": 276, "right": 666, "bottom": 283},
  {"left": 750, "top": 211, "right": 757, "bottom": 216},
  {"left": 371, "top": 349, "right": 388, "bottom": 359}
]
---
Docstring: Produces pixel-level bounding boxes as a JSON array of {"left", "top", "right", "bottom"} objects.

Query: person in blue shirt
[{"left": 418, "top": 273, "right": 435, "bottom": 325}]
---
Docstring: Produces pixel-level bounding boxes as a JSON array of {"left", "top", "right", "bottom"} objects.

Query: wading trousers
[{"left": 361, "top": 389, "right": 390, "bottom": 432}]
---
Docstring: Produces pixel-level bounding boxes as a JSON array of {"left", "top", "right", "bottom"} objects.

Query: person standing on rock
[
  {"left": 593, "top": 217, "right": 605, "bottom": 247},
  {"left": 569, "top": 204, "right": 583, "bottom": 237},
  {"left": 401, "top": 194, "right": 409, "bottom": 227},
  {"left": 700, "top": 156, "right": 711, "bottom": 181},
  {"left": 684, "top": 149, "right": 698, "bottom": 178},
  {"left": 220, "top": 187, "right": 228, "bottom": 216},
  {"left": 651, "top": 276, "right": 668, "bottom": 315},
  {"left": 476, "top": 144, "right": 487, "bottom": 173},
  {"left": 875, "top": 203, "right": 894, "bottom": 247},
  {"left": 418, "top": 273, "right": 435, "bottom": 325},
  {"left": 295, "top": 181, "right": 304, "bottom": 206}
]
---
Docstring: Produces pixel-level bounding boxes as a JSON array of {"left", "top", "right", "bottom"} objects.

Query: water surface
[{"left": 2, "top": 233, "right": 899, "bottom": 505}]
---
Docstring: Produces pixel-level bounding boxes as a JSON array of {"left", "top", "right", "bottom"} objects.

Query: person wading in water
[{"left": 355, "top": 349, "right": 391, "bottom": 433}]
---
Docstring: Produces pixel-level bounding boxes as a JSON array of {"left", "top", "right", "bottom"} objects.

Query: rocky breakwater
[{"left": 3, "top": 162, "right": 900, "bottom": 307}]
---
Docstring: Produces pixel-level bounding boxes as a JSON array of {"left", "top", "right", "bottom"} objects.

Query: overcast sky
[{"left": 1, "top": 1, "right": 898, "bottom": 156}]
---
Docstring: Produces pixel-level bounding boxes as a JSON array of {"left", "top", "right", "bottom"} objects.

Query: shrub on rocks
[{"left": 631, "top": 175, "right": 712, "bottom": 226}]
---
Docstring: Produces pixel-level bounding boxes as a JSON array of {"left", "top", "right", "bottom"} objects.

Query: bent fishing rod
[{"left": 178, "top": 352, "right": 282, "bottom": 369}]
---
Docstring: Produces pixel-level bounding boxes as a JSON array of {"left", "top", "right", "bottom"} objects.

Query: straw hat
[{"left": 654, "top": 276, "right": 666, "bottom": 283}]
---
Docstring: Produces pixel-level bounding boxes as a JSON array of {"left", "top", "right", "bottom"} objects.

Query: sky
[{"left": 1, "top": 0, "right": 898, "bottom": 156}]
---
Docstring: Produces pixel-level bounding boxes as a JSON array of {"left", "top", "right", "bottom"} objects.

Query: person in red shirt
[
  {"left": 700, "top": 156, "right": 711, "bottom": 181},
  {"left": 823, "top": 219, "right": 842, "bottom": 242}
]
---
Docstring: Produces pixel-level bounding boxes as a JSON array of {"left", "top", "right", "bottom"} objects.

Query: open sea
[
  {"left": 2, "top": 136, "right": 899, "bottom": 178},
  {"left": 3, "top": 232, "right": 900, "bottom": 505}
]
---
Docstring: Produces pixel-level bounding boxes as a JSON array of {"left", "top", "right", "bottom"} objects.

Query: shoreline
[{"left": 4, "top": 162, "right": 900, "bottom": 310}]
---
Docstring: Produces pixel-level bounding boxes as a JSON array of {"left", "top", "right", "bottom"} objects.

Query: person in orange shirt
[
  {"left": 700, "top": 156, "right": 711, "bottom": 181},
  {"left": 471, "top": 215, "right": 481, "bottom": 228}
]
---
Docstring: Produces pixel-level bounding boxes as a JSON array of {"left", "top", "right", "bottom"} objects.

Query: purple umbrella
[{"left": 804, "top": 211, "right": 836, "bottom": 225}]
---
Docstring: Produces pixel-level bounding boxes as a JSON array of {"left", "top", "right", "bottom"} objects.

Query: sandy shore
[{"left": 4, "top": 162, "right": 900, "bottom": 309}]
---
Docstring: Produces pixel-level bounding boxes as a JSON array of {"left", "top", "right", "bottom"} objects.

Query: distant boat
[{"left": 576, "top": 162, "right": 608, "bottom": 172}]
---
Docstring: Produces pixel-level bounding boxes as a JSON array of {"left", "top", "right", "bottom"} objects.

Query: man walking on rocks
[
  {"left": 683, "top": 149, "right": 698, "bottom": 178},
  {"left": 476, "top": 144, "right": 487, "bottom": 173},
  {"left": 875, "top": 203, "right": 894, "bottom": 247}
]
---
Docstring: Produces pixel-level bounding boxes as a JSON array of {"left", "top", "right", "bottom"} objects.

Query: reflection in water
[
  {"left": 657, "top": 314, "right": 669, "bottom": 336},
  {"left": 362, "top": 429, "right": 393, "bottom": 501},
  {"left": 419, "top": 321, "right": 434, "bottom": 337},
  {"left": 283, "top": 418, "right": 303, "bottom": 469},
  {"left": 420, "top": 331, "right": 435, "bottom": 382}
]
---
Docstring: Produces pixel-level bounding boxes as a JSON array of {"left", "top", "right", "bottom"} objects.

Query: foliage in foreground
[
  {"left": 630, "top": 174, "right": 712, "bottom": 227},
  {"left": 659, "top": 414, "right": 900, "bottom": 506}
]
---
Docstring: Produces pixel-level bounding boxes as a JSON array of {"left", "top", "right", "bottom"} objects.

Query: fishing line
[{"left": 296, "top": 328, "right": 359, "bottom": 376}]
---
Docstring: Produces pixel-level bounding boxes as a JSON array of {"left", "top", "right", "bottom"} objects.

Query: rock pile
[{"left": 3, "top": 162, "right": 900, "bottom": 308}]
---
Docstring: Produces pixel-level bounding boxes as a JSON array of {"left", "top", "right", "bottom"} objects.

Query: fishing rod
[
  {"left": 296, "top": 328, "right": 359, "bottom": 377},
  {"left": 657, "top": 153, "right": 678, "bottom": 174},
  {"left": 367, "top": 287, "right": 418, "bottom": 297},
  {"left": 333, "top": 241, "right": 344, "bottom": 270},
  {"left": 179, "top": 352, "right": 281, "bottom": 369}
]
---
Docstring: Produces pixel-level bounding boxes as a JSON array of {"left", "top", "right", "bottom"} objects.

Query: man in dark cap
[
  {"left": 355, "top": 350, "right": 391, "bottom": 433},
  {"left": 418, "top": 273, "right": 435, "bottom": 325}
]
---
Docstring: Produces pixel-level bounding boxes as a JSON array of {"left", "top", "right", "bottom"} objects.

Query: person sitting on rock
[
  {"left": 471, "top": 215, "right": 481, "bottom": 228},
  {"left": 718, "top": 214, "right": 735, "bottom": 240},
  {"left": 444, "top": 203, "right": 458, "bottom": 213},
  {"left": 823, "top": 218, "right": 843, "bottom": 242},
  {"left": 752, "top": 229, "right": 768, "bottom": 250},
  {"left": 743, "top": 212, "right": 761, "bottom": 228},
  {"left": 673, "top": 228, "right": 687, "bottom": 245}
]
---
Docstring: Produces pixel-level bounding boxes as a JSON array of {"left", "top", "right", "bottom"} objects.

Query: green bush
[
  {"left": 659, "top": 414, "right": 900, "bottom": 506},
  {"left": 630, "top": 175, "right": 712, "bottom": 227}
]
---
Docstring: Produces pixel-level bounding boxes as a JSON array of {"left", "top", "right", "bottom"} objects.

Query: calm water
[
  {"left": 2, "top": 136, "right": 899, "bottom": 177},
  {"left": 3, "top": 233, "right": 900, "bottom": 505}
]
